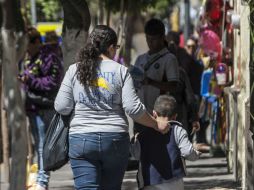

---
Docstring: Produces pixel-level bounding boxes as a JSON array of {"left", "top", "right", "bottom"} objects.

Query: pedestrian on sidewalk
[
  {"left": 54, "top": 25, "right": 169, "bottom": 190},
  {"left": 137, "top": 95, "right": 201, "bottom": 190},
  {"left": 166, "top": 35, "right": 200, "bottom": 140},
  {"left": 132, "top": 18, "right": 179, "bottom": 135},
  {"left": 19, "top": 27, "right": 64, "bottom": 190}
]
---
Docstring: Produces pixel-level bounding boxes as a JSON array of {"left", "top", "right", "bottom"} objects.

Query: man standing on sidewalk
[{"left": 133, "top": 18, "right": 179, "bottom": 134}]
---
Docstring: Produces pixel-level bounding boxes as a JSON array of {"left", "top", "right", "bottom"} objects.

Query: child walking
[{"left": 137, "top": 95, "right": 201, "bottom": 190}]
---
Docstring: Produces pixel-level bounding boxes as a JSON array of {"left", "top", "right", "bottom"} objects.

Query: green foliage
[
  {"left": 126, "top": 0, "right": 163, "bottom": 11},
  {"left": 146, "top": 0, "right": 177, "bottom": 17},
  {"left": 86, "top": 0, "right": 176, "bottom": 14},
  {"left": 23, "top": 0, "right": 177, "bottom": 23},
  {"left": 25, "top": 0, "right": 62, "bottom": 22},
  {"left": 36, "top": 0, "right": 62, "bottom": 21}
]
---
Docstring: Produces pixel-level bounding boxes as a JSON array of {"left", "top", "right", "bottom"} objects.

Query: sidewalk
[
  {"left": 48, "top": 164, "right": 73, "bottom": 190},
  {"left": 184, "top": 153, "right": 241, "bottom": 190},
  {"left": 0, "top": 153, "right": 242, "bottom": 190},
  {"left": 48, "top": 153, "right": 241, "bottom": 190},
  {"left": 48, "top": 164, "right": 138, "bottom": 190}
]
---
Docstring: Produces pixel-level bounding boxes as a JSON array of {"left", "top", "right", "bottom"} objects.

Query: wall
[{"left": 227, "top": 1, "right": 250, "bottom": 189}]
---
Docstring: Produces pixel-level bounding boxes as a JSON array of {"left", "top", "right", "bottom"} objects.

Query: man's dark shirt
[{"left": 176, "top": 47, "right": 203, "bottom": 95}]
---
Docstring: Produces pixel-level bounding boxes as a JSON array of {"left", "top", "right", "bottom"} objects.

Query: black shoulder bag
[{"left": 43, "top": 112, "right": 72, "bottom": 171}]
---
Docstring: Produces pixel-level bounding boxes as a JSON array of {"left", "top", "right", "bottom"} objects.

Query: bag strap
[{"left": 144, "top": 51, "right": 169, "bottom": 72}]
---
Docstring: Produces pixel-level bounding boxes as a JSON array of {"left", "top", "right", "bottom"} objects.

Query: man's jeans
[
  {"left": 28, "top": 111, "right": 54, "bottom": 188},
  {"left": 69, "top": 132, "right": 130, "bottom": 190}
]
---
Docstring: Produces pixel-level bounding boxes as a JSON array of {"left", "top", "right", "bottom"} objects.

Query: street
[{"left": 48, "top": 153, "right": 241, "bottom": 190}]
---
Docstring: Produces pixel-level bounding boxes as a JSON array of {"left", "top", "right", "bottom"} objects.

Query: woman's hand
[
  {"left": 191, "top": 121, "right": 200, "bottom": 135},
  {"left": 17, "top": 74, "right": 28, "bottom": 83},
  {"left": 155, "top": 117, "right": 170, "bottom": 134}
]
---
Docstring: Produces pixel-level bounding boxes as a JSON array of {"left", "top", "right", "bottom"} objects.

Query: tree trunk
[
  {"left": 115, "top": 0, "right": 126, "bottom": 59},
  {"left": 117, "top": 0, "right": 125, "bottom": 37},
  {"left": 60, "top": 0, "right": 91, "bottom": 71},
  {"left": 2, "top": 30, "right": 28, "bottom": 190},
  {"left": 124, "top": 11, "right": 136, "bottom": 67},
  {"left": 98, "top": 0, "right": 104, "bottom": 25},
  {"left": 1, "top": 106, "right": 10, "bottom": 183},
  {"left": 0, "top": 0, "right": 28, "bottom": 189},
  {"left": 106, "top": 6, "right": 111, "bottom": 26},
  {"left": 0, "top": 7, "right": 3, "bottom": 165},
  {"left": 0, "top": 27, "right": 10, "bottom": 183}
]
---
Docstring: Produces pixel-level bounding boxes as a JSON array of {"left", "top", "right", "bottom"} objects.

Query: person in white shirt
[{"left": 132, "top": 18, "right": 179, "bottom": 134}]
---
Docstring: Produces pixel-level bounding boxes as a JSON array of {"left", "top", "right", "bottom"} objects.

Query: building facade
[{"left": 225, "top": 1, "right": 254, "bottom": 189}]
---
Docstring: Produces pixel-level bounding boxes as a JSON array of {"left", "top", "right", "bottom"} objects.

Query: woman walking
[{"left": 54, "top": 25, "right": 169, "bottom": 190}]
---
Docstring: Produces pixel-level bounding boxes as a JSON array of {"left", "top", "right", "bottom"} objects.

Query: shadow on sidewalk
[
  {"left": 184, "top": 153, "right": 242, "bottom": 190},
  {"left": 184, "top": 180, "right": 241, "bottom": 190}
]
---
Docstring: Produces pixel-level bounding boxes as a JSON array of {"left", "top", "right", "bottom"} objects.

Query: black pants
[{"left": 196, "top": 119, "right": 209, "bottom": 144}]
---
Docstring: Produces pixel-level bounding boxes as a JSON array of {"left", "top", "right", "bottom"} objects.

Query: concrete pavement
[
  {"left": 48, "top": 153, "right": 241, "bottom": 190},
  {"left": 48, "top": 163, "right": 138, "bottom": 190},
  {"left": 184, "top": 153, "right": 241, "bottom": 190},
  {"left": 0, "top": 153, "right": 242, "bottom": 190}
]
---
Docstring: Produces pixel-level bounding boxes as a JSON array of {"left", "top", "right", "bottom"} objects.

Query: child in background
[{"left": 137, "top": 95, "right": 201, "bottom": 190}]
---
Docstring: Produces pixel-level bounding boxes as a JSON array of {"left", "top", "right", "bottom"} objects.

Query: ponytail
[
  {"left": 77, "top": 25, "right": 117, "bottom": 86},
  {"left": 76, "top": 42, "right": 101, "bottom": 86},
  {"left": 76, "top": 25, "right": 117, "bottom": 86}
]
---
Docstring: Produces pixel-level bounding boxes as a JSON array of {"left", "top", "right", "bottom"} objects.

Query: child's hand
[{"left": 196, "top": 150, "right": 202, "bottom": 157}]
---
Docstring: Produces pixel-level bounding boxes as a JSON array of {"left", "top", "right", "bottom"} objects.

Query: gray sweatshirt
[
  {"left": 173, "top": 123, "right": 200, "bottom": 161},
  {"left": 54, "top": 60, "right": 146, "bottom": 134}
]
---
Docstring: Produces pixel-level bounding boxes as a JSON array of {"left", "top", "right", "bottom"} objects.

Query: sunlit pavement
[
  {"left": 48, "top": 153, "right": 242, "bottom": 190},
  {"left": 48, "top": 163, "right": 138, "bottom": 190},
  {"left": 48, "top": 164, "right": 74, "bottom": 190},
  {"left": 0, "top": 154, "right": 242, "bottom": 190},
  {"left": 184, "top": 153, "right": 241, "bottom": 190}
]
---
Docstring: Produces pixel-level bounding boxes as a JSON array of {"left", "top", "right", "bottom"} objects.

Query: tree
[
  {"left": 36, "top": 0, "right": 62, "bottom": 21},
  {"left": 60, "top": 0, "right": 91, "bottom": 70},
  {"left": 24, "top": 0, "right": 62, "bottom": 23},
  {"left": 0, "top": 0, "right": 28, "bottom": 189},
  {"left": 83, "top": 0, "right": 176, "bottom": 67}
]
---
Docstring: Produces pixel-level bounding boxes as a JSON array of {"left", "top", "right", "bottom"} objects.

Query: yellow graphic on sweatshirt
[{"left": 93, "top": 77, "right": 109, "bottom": 90}]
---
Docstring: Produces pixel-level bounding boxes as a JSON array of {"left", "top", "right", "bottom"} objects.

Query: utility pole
[
  {"left": 30, "top": 0, "right": 36, "bottom": 25},
  {"left": 184, "top": 0, "right": 190, "bottom": 43}
]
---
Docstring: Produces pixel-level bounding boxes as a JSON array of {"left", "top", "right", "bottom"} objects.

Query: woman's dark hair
[
  {"left": 167, "top": 31, "right": 180, "bottom": 46},
  {"left": 77, "top": 25, "right": 117, "bottom": 86},
  {"left": 27, "top": 26, "right": 42, "bottom": 43},
  {"left": 167, "top": 41, "right": 177, "bottom": 55}
]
